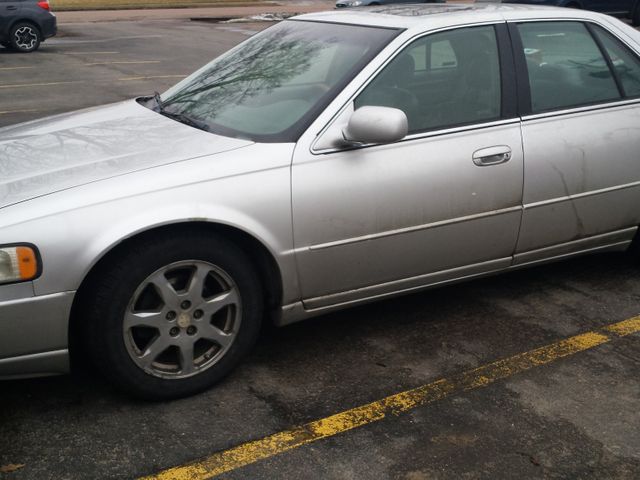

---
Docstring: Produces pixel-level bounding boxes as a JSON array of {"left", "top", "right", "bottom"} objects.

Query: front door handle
[
  {"left": 6, "top": 5, "right": 18, "bottom": 9},
  {"left": 472, "top": 146, "right": 512, "bottom": 167}
]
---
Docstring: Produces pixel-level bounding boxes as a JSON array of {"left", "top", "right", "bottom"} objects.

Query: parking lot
[
  {"left": 0, "top": 19, "right": 270, "bottom": 127},
  {"left": 1, "top": 15, "right": 640, "bottom": 480}
]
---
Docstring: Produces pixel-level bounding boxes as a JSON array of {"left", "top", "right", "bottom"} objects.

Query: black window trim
[
  {"left": 508, "top": 18, "right": 640, "bottom": 119},
  {"left": 585, "top": 22, "right": 627, "bottom": 98},
  {"left": 496, "top": 23, "right": 519, "bottom": 120}
]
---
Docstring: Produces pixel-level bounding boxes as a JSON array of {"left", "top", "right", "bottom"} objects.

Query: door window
[
  {"left": 591, "top": 25, "right": 640, "bottom": 98},
  {"left": 517, "top": 22, "right": 622, "bottom": 113},
  {"left": 355, "top": 25, "right": 501, "bottom": 134}
]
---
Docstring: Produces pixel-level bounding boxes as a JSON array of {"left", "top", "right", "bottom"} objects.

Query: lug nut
[
  {"left": 193, "top": 309, "right": 203, "bottom": 319},
  {"left": 169, "top": 327, "right": 180, "bottom": 337},
  {"left": 166, "top": 311, "right": 176, "bottom": 320},
  {"left": 180, "top": 300, "right": 191, "bottom": 310},
  {"left": 187, "top": 326, "right": 197, "bottom": 335}
]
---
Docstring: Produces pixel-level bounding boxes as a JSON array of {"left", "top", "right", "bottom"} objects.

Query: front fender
[{"left": 0, "top": 144, "right": 300, "bottom": 305}]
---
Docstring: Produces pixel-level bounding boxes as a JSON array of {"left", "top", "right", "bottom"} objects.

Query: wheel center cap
[{"left": 177, "top": 313, "right": 191, "bottom": 328}]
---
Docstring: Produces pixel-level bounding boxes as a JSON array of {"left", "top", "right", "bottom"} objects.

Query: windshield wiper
[
  {"left": 153, "top": 91, "right": 164, "bottom": 112},
  {"left": 150, "top": 91, "right": 210, "bottom": 133}
]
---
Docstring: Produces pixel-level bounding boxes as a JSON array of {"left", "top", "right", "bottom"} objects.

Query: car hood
[{"left": 0, "top": 100, "right": 253, "bottom": 210}]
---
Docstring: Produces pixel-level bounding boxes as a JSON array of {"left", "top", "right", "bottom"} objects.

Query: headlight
[{"left": 0, "top": 245, "right": 40, "bottom": 285}]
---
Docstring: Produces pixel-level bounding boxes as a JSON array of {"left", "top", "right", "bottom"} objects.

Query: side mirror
[{"left": 342, "top": 106, "right": 408, "bottom": 145}]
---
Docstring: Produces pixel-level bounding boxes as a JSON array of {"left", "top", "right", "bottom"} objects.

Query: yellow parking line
[
  {"left": 0, "top": 109, "right": 38, "bottom": 116},
  {"left": 0, "top": 66, "right": 36, "bottom": 71},
  {"left": 85, "top": 60, "right": 162, "bottom": 66},
  {"left": 118, "top": 75, "right": 187, "bottom": 82},
  {"left": 140, "top": 315, "right": 640, "bottom": 480},
  {"left": 0, "top": 81, "right": 84, "bottom": 90}
]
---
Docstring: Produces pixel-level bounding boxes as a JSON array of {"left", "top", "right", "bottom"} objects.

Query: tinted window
[
  {"left": 592, "top": 25, "right": 640, "bottom": 98},
  {"left": 517, "top": 22, "right": 621, "bottom": 113},
  {"left": 355, "top": 26, "right": 501, "bottom": 133},
  {"left": 159, "top": 21, "right": 398, "bottom": 142}
]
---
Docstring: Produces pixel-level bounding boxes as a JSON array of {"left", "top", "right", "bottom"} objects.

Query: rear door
[
  {"left": 0, "top": 0, "right": 22, "bottom": 38},
  {"left": 511, "top": 20, "right": 640, "bottom": 264}
]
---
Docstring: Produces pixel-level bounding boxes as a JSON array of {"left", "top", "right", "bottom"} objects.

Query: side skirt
[{"left": 276, "top": 228, "right": 635, "bottom": 326}]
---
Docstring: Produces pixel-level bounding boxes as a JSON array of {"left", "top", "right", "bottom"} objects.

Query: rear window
[{"left": 591, "top": 25, "right": 640, "bottom": 98}]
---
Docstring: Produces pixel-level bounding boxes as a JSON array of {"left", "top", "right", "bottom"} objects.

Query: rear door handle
[
  {"left": 472, "top": 145, "right": 512, "bottom": 167},
  {"left": 6, "top": 5, "right": 18, "bottom": 9}
]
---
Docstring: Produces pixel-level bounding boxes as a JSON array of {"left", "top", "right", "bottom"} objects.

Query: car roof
[{"left": 293, "top": 3, "right": 616, "bottom": 31}]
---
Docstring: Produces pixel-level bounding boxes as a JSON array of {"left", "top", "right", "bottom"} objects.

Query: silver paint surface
[{"left": 1, "top": 5, "right": 640, "bottom": 378}]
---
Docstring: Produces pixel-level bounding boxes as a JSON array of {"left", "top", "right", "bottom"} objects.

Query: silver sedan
[{"left": 2, "top": 3, "right": 640, "bottom": 399}]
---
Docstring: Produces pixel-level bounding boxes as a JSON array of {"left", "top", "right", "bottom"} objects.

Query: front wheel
[
  {"left": 9, "top": 22, "right": 41, "bottom": 53},
  {"left": 83, "top": 232, "right": 263, "bottom": 400}
]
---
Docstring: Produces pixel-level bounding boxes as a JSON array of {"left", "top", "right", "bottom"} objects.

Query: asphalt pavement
[{"left": 1, "top": 15, "right": 640, "bottom": 480}]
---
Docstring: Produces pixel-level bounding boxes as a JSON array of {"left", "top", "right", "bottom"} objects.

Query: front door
[{"left": 292, "top": 24, "right": 524, "bottom": 309}]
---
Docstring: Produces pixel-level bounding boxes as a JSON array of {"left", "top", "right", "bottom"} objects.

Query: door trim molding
[
  {"left": 304, "top": 206, "right": 523, "bottom": 251},
  {"left": 524, "top": 180, "right": 640, "bottom": 210},
  {"left": 302, "top": 256, "right": 512, "bottom": 310}
]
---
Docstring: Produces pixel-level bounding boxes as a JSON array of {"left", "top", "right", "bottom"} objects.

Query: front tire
[
  {"left": 9, "top": 22, "right": 41, "bottom": 53},
  {"left": 83, "top": 232, "right": 263, "bottom": 400}
]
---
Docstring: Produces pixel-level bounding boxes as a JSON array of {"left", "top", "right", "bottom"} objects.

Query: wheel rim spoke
[
  {"left": 187, "top": 263, "right": 210, "bottom": 301},
  {"left": 201, "top": 289, "right": 239, "bottom": 317},
  {"left": 148, "top": 271, "right": 180, "bottom": 310},
  {"left": 123, "top": 310, "right": 165, "bottom": 330},
  {"left": 138, "top": 335, "right": 172, "bottom": 369},
  {"left": 178, "top": 340, "right": 195, "bottom": 375},
  {"left": 199, "top": 323, "right": 233, "bottom": 348}
]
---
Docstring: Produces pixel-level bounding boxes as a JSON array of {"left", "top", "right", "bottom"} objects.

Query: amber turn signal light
[{"left": 0, "top": 245, "right": 40, "bottom": 284}]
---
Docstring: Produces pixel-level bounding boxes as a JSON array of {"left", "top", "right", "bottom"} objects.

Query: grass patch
[{"left": 51, "top": 0, "right": 275, "bottom": 11}]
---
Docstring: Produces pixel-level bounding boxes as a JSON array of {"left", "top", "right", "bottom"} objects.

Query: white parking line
[
  {"left": 64, "top": 51, "right": 120, "bottom": 55},
  {"left": 0, "top": 81, "right": 85, "bottom": 90},
  {"left": 84, "top": 60, "right": 162, "bottom": 66},
  {"left": 0, "top": 109, "right": 39, "bottom": 116},
  {"left": 48, "top": 35, "right": 164, "bottom": 45},
  {"left": 118, "top": 75, "right": 187, "bottom": 81},
  {"left": 0, "top": 66, "right": 36, "bottom": 71}
]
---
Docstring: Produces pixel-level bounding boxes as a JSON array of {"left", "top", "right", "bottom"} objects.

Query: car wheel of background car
[
  {"left": 83, "top": 231, "right": 264, "bottom": 400},
  {"left": 9, "top": 22, "right": 41, "bottom": 53}
]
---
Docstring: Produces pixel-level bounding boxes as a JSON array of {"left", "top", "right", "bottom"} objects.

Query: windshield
[{"left": 157, "top": 20, "right": 400, "bottom": 142}]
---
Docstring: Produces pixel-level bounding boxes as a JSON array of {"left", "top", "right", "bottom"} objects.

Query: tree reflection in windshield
[{"left": 159, "top": 21, "right": 399, "bottom": 142}]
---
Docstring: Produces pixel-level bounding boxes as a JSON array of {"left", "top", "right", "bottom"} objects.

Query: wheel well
[
  {"left": 9, "top": 19, "right": 42, "bottom": 37},
  {"left": 68, "top": 222, "right": 284, "bottom": 365}
]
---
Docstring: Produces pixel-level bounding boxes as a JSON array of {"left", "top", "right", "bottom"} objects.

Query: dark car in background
[
  {"left": 0, "top": 0, "right": 56, "bottom": 53},
  {"left": 485, "top": 0, "right": 639, "bottom": 25}
]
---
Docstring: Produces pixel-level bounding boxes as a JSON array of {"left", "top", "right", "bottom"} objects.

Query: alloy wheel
[
  {"left": 14, "top": 26, "right": 38, "bottom": 51},
  {"left": 123, "top": 260, "right": 242, "bottom": 379}
]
